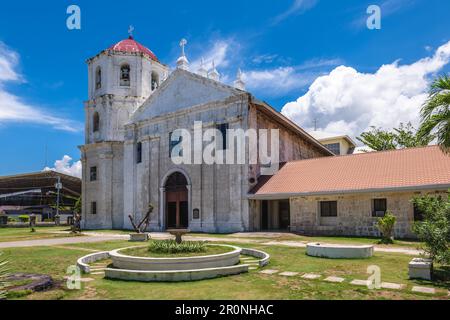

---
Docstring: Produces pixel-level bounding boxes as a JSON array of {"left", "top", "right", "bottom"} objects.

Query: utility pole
[
  {"left": 313, "top": 118, "right": 318, "bottom": 131},
  {"left": 55, "top": 176, "right": 62, "bottom": 218}
]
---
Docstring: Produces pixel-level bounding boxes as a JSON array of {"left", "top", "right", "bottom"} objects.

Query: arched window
[
  {"left": 95, "top": 67, "right": 102, "bottom": 90},
  {"left": 136, "top": 142, "right": 142, "bottom": 164},
  {"left": 120, "top": 64, "right": 130, "bottom": 86},
  {"left": 93, "top": 112, "right": 100, "bottom": 133},
  {"left": 151, "top": 72, "right": 159, "bottom": 91}
]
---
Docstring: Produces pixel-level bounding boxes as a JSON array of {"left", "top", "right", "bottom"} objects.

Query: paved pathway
[
  {"left": 0, "top": 231, "right": 423, "bottom": 255},
  {"left": 0, "top": 235, "right": 119, "bottom": 249}
]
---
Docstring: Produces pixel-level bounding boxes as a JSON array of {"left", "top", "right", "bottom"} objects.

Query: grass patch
[
  {"left": 3, "top": 239, "right": 448, "bottom": 300},
  {"left": 122, "top": 243, "right": 233, "bottom": 258}
]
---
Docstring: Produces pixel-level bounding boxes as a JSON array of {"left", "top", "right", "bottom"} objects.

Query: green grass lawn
[
  {"left": 1, "top": 239, "right": 448, "bottom": 300},
  {"left": 0, "top": 226, "right": 79, "bottom": 242}
]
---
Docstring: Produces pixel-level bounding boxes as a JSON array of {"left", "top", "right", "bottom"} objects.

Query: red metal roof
[
  {"left": 108, "top": 36, "right": 158, "bottom": 61},
  {"left": 251, "top": 146, "right": 450, "bottom": 197}
]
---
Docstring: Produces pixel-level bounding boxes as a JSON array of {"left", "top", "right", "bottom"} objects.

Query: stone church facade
[{"left": 79, "top": 35, "right": 332, "bottom": 233}]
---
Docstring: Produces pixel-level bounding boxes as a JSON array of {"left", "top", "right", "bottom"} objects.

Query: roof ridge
[{"left": 286, "top": 145, "right": 440, "bottom": 165}]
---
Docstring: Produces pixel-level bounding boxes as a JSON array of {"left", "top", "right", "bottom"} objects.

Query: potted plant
[{"left": 128, "top": 204, "right": 153, "bottom": 242}]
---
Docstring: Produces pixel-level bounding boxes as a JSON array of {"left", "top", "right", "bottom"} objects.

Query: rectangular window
[
  {"left": 320, "top": 201, "right": 338, "bottom": 217},
  {"left": 91, "top": 202, "right": 97, "bottom": 215},
  {"left": 217, "top": 123, "right": 229, "bottom": 150},
  {"left": 373, "top": 199, "right": 387, "bottom": 217},
  {"left": 136, "top": 142, "right": 142, "bottom": 164},
  {"left": 90, "top": 166, "right": 97, "bottom": 182},
  {"left": 414, "top": 204, "right": 425, "bottom": 221},
  {"left": 169, "top": 132, "right": 183, "bottom": 158},
  {"left": 325, "top": 143, "right": 341, "bottom": 155}
]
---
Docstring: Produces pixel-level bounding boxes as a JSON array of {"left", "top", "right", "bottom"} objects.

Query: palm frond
[{"left": 0, "top": 252, "right": 9, "bottom": 300}]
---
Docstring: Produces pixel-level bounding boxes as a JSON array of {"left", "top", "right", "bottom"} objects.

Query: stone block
[
  {"left": 279, "top": 272, "right": 299, "bottom": 277},
  {"left": 412, "top": 286, "right": 436, "bottom": 294},
  {"left": 129, "top": 233, "right": 150, "bottom": 242},
  {"left": 409, "top": 258, "right": 433, "bottom": 280},
  {"left": 324, "top": 276, "right": 345, "bottom": 283},
  {"left": 301, "top": 273, "right": 321, "bottom": 280}
]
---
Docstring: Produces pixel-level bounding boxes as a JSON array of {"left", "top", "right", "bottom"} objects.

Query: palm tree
[
  {"left": 418, "top": 75, "right": 450, "bottom": 154},
  {"left": 0, "top": 252, "right": 9, "bottom": 300}
]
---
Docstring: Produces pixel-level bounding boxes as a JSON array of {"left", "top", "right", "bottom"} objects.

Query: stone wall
[{"left": 289, "top": 190, "right": 448, "bottom": 239}]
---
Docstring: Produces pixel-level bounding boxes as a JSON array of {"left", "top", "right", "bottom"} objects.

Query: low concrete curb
[
  {"left": 241, "top": 248, "right": 270, "bottom": 267},
  {"left": 77, "top": 251, "right": 110, "bottom": 274},
  {"left": 104, "top": 264, "right": 249, "bottom": 282}
]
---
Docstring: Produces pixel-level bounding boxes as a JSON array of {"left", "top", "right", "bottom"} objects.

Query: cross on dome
[{"left": 128, "top": 25, "right": 135, "bottom": 39}]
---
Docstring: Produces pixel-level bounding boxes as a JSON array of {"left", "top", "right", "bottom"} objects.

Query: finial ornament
[
  {"left": 234, "top": 68, "right": 246, "bottom": 90},
  {"left": 197, "top": 57, "right": 208, "bottom": 77},
  {"left": 208, "top": 60, "right": 220, "bottom": 81},
  {"left": 179, "top": 38, "right": 187, "bottom": 56},
  {"left": 128, "top": 25, "right": 135, "bottom": 38},
  {"left": 176, "top": 38, "right": 189, "bottom": 71}
]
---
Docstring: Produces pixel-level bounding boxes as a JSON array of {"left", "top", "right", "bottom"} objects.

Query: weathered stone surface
[
  {"left": 324, "top": 276, "right": 345, "bottom": 283},
  {"left": 259, "top": 269, "right": 279, "bottom": 275},
  {"left": 301, "top": 273, "right": 321, "bottom": 280},
  {"left": 409, "top": 258, "right": 433, "bottom": 280},
  {"left": 289, "top": 191, "right": 448, "bottom": 239},
  {"left": 279, "top": 272, "right": 299, "bottom": 277},
  {"left": 412, "top": 286, "right": 436, "bottom": 294},
  {"left": 381, "top": 282, "right": 405, "bottom": 290},
  {"left": 350, "top": 279, "right": 370, "bottom": 286}
]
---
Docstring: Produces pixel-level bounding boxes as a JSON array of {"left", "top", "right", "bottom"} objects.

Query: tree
[
  {"left": 412, "top": 193, "right": 450, "bottom": 265},
  {"left": 418, "top": 74, "right": 450, "bottom": 154},
  {"left": 357, "top": 123, "right": 432, "bottom": 152},
  {"left": 376, "top": 211, "right": 397, "bottom": 244},
  {"left": 357, "top": 127, "right": 396, "bottom": 151}
]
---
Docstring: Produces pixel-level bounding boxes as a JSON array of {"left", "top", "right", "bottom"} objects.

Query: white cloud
[
  {"left": 43, "top": 155, "right": 81, "bottom": 178},
  {"left": 272, "top": 0, "right": 319, "bottom": 25},
  {"left": 190, "top": 39, "right": 234, "bottom": 73},
  {"left": 242, "top": 58, "right": 342, "bottom": 96},
  {"left": 0, "top": 42, "right": 81, "bottom": 132},
  {"left": 281, "top": 40, "right": 450, "bottom": 142}
]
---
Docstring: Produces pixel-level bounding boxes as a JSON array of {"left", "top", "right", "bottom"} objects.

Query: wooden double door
[
  {"left": 165, "top": 172, "right": 189, "bottom": 229},
  {"left": 166, "top": 190, "right": 188, "bottom": 229}
]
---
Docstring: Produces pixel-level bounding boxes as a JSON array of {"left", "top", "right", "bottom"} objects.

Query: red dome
[{"left": 108, "top": 36, "right": 159, "bottom": 62}]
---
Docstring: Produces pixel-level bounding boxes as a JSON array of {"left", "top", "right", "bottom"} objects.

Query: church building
[
  {"left": 79, "top": 34, "right": 332, "bottom": 233},
  {"left": 80, "top": 34, "right": 450, "bottom": 238}
]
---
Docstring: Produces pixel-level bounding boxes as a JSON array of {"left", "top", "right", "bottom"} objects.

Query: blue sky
[{"left": 0, "top": 0, "right": 449, "bottom": 176}]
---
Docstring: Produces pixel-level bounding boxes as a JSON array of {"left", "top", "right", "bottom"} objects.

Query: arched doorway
[{"left": 164, "top": 172, "right": 189, "bottom": 229}]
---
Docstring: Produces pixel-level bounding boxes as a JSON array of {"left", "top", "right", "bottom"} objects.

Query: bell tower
[{"left": 85, "top": 30, "right": 169, "bottom": 143}]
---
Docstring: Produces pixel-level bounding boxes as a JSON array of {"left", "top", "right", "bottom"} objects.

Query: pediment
[{"left": 131, "top": 69, "right": 244, "bottom": 122}]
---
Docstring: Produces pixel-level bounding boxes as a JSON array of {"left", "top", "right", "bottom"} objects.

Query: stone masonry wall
[{"left": 289, "top": 190, "right": 448, "bottom": 239}]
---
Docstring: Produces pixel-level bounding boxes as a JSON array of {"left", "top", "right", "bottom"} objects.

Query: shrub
[
  {"left": 376, "top": 211, "right": 397, "bottom": 244},
  {"left": 148, "top": 240, "right": 207, "bottom": 254},
  {"left": 413, "top": 193, "right": 450, "bottom": 265},
  {"left": 18, "top": 215, "right": 29, "bottom": 223}
]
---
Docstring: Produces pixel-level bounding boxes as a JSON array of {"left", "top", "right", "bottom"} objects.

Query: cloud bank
[
  {"left": 0, "top": 42, "right": 81, "bottom": 132},
  {"left": 281, "top": 40, "right": 450, "bottom": 141},
  {"left": 43, "top": 155, "right": 81, "bottom": 178}
]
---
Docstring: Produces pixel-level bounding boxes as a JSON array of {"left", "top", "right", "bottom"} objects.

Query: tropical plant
[
  {"left": 376, "top": 211, "right": 397, "bottom": 244},
  {"left": 0, "top": 252, "right": 9, "bottom": 300},
  {"left": 148, "top": 240, "right": 207, "bottom": 254},
  {"left": 418, "top": 74, "right": 450, "bottom": 154},
  {"left": 357, "top": 123, "right": 432, "bottom": 152},
  {"left": 18, "top": 215, "right": 29, "bottom": 223},
  {"left": 412, "top": 193, "right": 450, "bottom": 265}
]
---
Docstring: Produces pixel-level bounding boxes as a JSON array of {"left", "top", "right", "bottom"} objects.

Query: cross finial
[
  {"left": 179, "top": 38, "right": 187, "bottom": 56},
  {"left": 128, "top": 25, "right": 135, "bottom": 38}
]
